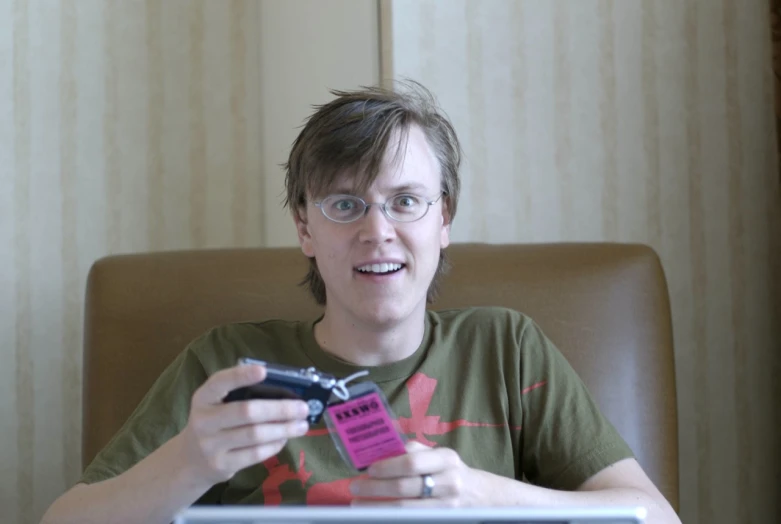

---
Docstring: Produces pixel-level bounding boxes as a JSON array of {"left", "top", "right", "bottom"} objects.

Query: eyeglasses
[{"left": 313, "top": 192, "right": 444, "bottom": 224}]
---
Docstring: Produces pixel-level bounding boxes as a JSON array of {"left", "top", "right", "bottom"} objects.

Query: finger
[
  {"left": 223, "top": 439, "right": 289, "bottom": 469},
  {"left": 216, "top": 398, "right": 310, "bottom": 427},
  {"left": 350, "top": 472, "right": 458, "bottom": 499},
  {"left": 213, "top": 420, "right": 309, "bottom": 450},
  {"left": 367, "top": 447, "right": 459, "bottom": 478},
  {"left": 404, "top": 441, "right": 431, "bottom": 453},
  {"left": 193, "top": 364, "right": 267, "bottom": 406},
  {"left": 351, "top": 497, "right": 458, "bottom": 508}
]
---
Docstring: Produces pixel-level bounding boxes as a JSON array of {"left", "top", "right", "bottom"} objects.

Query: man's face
[{"left": 294, "top": 125, "right": 451, "bottom": 327}]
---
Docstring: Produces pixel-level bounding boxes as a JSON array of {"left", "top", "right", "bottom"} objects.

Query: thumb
[
  {"left": 194, "top": 363, "right": 266, "bottom": 406},
  {"left": 404, "top": 440, "right": 433, "bottom": 453}
]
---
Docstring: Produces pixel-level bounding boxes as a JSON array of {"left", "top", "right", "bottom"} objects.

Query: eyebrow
[{"left": 330, "top": 182, "right": 430, "bottom": 195}]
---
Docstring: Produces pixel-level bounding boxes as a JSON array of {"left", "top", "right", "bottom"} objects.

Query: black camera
[{"left": 222, "top": 358, "right": 338, "bottom": 424}]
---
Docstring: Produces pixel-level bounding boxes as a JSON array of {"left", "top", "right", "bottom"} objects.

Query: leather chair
[{"left": 81, "top": 243, "right": 679, "bottom": 510}]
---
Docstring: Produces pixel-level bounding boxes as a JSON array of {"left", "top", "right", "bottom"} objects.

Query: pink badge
[{"left": 325, "top": 391, "right": 407, "bottom": 470}]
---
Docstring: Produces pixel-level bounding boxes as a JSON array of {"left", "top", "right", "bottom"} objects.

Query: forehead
[{"left": 317, "top": 125, "right": 441, "bottom": 197}]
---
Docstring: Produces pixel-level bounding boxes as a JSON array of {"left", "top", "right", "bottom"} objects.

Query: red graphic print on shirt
[{"left": 259, "top": 372, "right": 538, "bottom": 504}]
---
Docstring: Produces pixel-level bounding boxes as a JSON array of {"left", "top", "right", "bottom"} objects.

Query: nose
[{"left": 357, "top": 204, "right": 396, "bottom": 244}]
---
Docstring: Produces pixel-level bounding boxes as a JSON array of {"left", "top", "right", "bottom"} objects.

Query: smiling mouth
[{"left": 354, "top": 262, "right": 405, "bottom": 275}]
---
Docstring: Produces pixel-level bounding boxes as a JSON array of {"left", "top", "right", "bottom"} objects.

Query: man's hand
[
  {"left": 349, "top": 441, "right": 478, "bottom": 507},
  {"left": 178, "top": 364, "right": 311, "bottom": 485}
]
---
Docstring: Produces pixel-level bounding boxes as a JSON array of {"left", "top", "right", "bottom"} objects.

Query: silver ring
[{"left": 420, "top": 474, "right": 435, "bottom": 498}]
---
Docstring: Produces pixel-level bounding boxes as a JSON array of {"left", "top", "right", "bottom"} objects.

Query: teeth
[{"left": 357, "top": 262, "right": 403, "bottom": 274}]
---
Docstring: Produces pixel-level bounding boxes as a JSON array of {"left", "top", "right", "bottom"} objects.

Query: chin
[{"left": 352, "top": 299, "right": 417, "bottom": 327}]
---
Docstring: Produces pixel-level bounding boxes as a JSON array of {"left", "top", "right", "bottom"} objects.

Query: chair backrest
[{"left": 82, "top": 243, "right": 678, "bottom": 509}]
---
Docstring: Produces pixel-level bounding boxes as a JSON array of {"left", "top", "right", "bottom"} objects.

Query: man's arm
[
  {"left": 41, "top": 365, "right": 310, "bottom": 524},
  {"left": 351, "top": 445, "right": 680, "bottom": 524},
  {"left": 467, "top": 458, "right": 680, "bottom": 524},
  {"left": 40, "top": 433, "right": 213, "bottom": 524}
]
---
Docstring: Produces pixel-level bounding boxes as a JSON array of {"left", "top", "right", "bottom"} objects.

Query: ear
[
  {"left": 439, "top": 199, "right": 451, "bottom": 250},
  {"left": 293, "top": 207, "right": 316, "bottom": 257}
]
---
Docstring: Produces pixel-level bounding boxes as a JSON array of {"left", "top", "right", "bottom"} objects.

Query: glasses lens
[
  {"left": 321, "top": 195, "right": 365, "bottom": 222},
  {"left": 386, "top": 194, "right": 427, "bottom": 222}
]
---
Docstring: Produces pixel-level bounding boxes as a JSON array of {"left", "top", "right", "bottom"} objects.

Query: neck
[{"left": 314, "top": 307, "right": 426, "bottom": 366}]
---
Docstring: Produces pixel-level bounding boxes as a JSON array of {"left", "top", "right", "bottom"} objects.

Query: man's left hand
[{"left": 349, "top": 441, "right": 478, "bottom": 507}]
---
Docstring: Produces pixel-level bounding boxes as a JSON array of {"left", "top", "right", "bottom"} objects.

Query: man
[{"left": 42, "top": 82, "right": 680, "bottom": 524}]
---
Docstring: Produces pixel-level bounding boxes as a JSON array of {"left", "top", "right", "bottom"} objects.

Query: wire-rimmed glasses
[{"left": 313, "top": 193, "right": 444, "bottom": 224}]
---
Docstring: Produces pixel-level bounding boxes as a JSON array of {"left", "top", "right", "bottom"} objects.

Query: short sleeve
[
  {"left": 519, "top": 320, "right": 634, "bottom": 490},
  {"left": 80, "top": 343, "right": 209, "bottom": 485}
]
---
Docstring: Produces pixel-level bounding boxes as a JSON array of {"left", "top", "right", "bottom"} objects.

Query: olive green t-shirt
[{"left": 81, "top": 307, "right": 633, "bottom": 505}]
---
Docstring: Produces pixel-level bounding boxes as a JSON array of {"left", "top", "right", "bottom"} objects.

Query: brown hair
[{"left": 283, "top": 80, "right": 462, "bottom": 305}]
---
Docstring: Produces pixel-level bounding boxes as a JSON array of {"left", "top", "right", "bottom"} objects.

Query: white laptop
[{"left": 173, "top": 505, "right": 647, "bottom": 524}]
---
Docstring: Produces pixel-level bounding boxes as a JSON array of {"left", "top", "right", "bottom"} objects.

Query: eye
[
  {"left": 392, "top": 194, "right": 421, "bottom": 209},
  {"left": 334, "top": 199, "right": 356, "bottom": 211}
]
